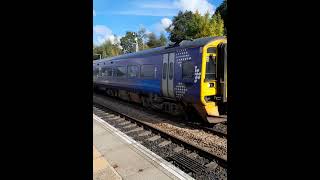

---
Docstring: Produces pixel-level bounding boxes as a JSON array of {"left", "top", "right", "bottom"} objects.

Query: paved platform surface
[
  {"left": 93, "top": 146, "right": 122, "bottom": 180},
  {"left": 93, "top": 114, "right": 194, "bottom": 180}
]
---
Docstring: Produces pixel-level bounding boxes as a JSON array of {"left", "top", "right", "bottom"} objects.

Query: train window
[
  {"left": 128, "top": 65, "right": 139, "bottom": 78},
  {"left": 205, "top": 55, "right": 216, "bottom": 81},
  {"left": 141, "top": 65, "right": 154, "bottom": 78},
  {"left": 182, "top": 61, "right": 194, "bottom": 79},
  {"left": 98, "top": 68, "right": 102, "bottom": 77},
  {"left": 93, "top": 69, "right": 98, "bottom": 80},
  {"left": 207, "top": 47, "right": 216, "bottom": 54},
  {"left": 115, "top": 66, "right": 127, "bottom": 78},
  {"left": 101, "top": 67, "right": 107, "bottom": 77},
  {"left": 106, "top": 67, "right": 112, "bottom": 76},
  {"left": 169, "top": 62, "right": 173, "bottom": 80},
  {"left": 163, "top": 63, "right": 167, "bottom": 79}
]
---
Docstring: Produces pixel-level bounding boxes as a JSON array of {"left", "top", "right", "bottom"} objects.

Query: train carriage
[{"left": 93, "top": 36, "right": 227, "bottom": 123}]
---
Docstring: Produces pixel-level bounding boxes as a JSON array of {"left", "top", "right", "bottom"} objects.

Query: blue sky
[{"left": 93, "top": 0, "right": 224, "bottom": 45}]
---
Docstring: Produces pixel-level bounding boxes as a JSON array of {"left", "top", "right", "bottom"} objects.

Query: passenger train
[{"left": 93, "top": 36, "right": 227, "bottom": 123}]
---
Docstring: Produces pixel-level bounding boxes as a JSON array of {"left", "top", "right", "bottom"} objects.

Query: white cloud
[
  {"left": 161, "top": 18, "right": 172, "bottom": 29},
  {"left": 93, "top": 25, "right": 117, "bottom": 45},
  {"left": 173, "top": 0, "right": 215, "bottom": 15},
  {"left": 93, "top": 9, "right": 96, "bottom": 16},
  {"left": 145, "top": 29, "right": 152, "bottom": 35},
  {"left": 150, "top": 17, "right": 172, "bottom": 35},
  {"left": 114, "top": 10, "right": 176, "bottom": 17},
  {"left": 94, "top": 25, "right": 112, "bottom": 36},
  {"left": 116, "top": 36, "right": 123, "bottom": 49},
  {"left": 140, "top": 1, "right": 177, "bottom": 9}
]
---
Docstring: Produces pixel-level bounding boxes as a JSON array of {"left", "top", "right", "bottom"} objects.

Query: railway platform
[{"left": 93, "top": 114, "right": 194, "bottom": 180}]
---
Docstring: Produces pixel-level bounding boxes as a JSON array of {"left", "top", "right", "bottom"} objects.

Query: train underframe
[{"left": 93, "top": 84, "right": 226, "bottom": 123}]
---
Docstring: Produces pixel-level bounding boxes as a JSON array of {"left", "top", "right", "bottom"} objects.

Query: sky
[{"left": 93, "top": 0, "right": 224, "bottom": 46}]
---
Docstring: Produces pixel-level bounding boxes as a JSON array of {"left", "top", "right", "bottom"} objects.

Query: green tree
[
  {"left": 166, "top": 11, "right": 196, "bottom": 43},
  {"left": 194, "top": 11, "right": 213, "bottom": 38},
  {"left": 167, "top": 10, "right": 225, "bottom": 43},
  {"left": 159, "top": 33, "right": 168, "bottom": 46},
  {"left": 93, "top": 37, "right": 123, "bottom": 60},
  {"left": 211, "top": 13, "right": 224, "bottom": 36},
  {"left": 137, "top": 27, "right": 149, "bottom": 50},
  {"left": 101, "top": 40, "right": 113, "bottom": 58},
  {"left": 93, "top": 45, "right": 103, "bottom": 60},
  {"left": 215, "top": 0, "right": 227, "bottom": 34},
  {"left": 120, "top": 31, "right": 138, "bottom": 53},
  {"left": 111, "top": 35, "right": 122, "bottom": 56},
  {"left": 147, "top": 32, "right": 161, "bottom": 48}
]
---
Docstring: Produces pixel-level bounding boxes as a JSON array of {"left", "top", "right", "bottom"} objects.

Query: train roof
[{"left": 93, "top": 36, "right": 226, "bottom": 64}]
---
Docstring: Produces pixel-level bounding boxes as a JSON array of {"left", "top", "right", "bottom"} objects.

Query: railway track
[
  {"left": 175, "top": 119, "right": 227, "bottom": 139},
  {"left": 93, "top": 91, "right": 227, "bottom": 138},
  {"left": 93, "top": 94, "right": 227, "bottom": 180},
  {"left": 93, "top": 93, "right": 227, "bottom": 157}
]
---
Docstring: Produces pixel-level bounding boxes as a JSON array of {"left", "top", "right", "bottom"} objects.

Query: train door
[
  {"left": 217, "top": 43, "right": 227, "bottom": 103},
  {"left": 162, "top": 54, "right": 169, "bottom": 97},
  {"left": 162, "top": 53, "right": 175, "bottom": 98},
  {"left": 223, "top": 44, "right": 227, "bottom": 102}
]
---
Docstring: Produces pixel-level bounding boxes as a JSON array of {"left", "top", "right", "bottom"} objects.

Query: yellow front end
[{"left": 200, "top": 39, "right": 227, "bottom": 117}]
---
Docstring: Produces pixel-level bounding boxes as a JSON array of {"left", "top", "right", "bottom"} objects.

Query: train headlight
[{"left": 208, "top": 83, "right": 214, "bottom": 87}]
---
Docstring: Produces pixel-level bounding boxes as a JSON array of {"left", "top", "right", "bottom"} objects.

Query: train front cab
[{"left": 199, "top": 39, "right": 227, "bottom": 123}]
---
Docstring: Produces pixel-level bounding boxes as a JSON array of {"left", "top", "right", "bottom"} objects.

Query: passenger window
[
  {"left": 182, "top": 61, "right": 194, "bottom": 79},
  {"left": 141, "top": 65, "right": 154, "bottom": 78},
  {"left": 163, "top": 63, "right": 167, "bottom": 79},
  {"left": 101, "top": 67, "right": 107, "bottom": 77},
  {"left": 169, "top": 62, "right": 173, "bottom": 80},
  {"left": 128, "top": 65, "right": 139, "bottom": 78},
  {"left": 98, "top": 68, "right": 102, "bottom": 77},
  {"left": 115, "top": 66, "right": 127, "bottom": 78}
]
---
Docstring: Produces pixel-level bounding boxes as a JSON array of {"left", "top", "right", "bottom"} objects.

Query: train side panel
[
  {"left": 173, "top": 47, "right": 202, "bottom": 104},
  {"left": 94, "top": 54, "right": 162, "bottom": 95}
]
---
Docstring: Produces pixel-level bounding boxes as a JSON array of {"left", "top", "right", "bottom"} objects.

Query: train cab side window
[
  {"left": 128, "top": 65, "right": 139, "bottom": 78},
  {"left": 205, "top": 55, "right": 216, "bottom": 81},
  {"left": 115, "top": 66, "right": 127, "bottom": 78},
  {"left": 182, "top": 61, "right": 194, "bottom": 79},
  {"left": 141, "top": 65, "right": 155, "bottom": 78},
  {"left": 163, "top": 63, "right": 167, "bottom": 79},
  {"left": 207, "top": 47, "right": 217, "bottom": 53}
]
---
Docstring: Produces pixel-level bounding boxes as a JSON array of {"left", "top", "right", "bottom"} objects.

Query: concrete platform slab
[
  {"left": 93, "top": 146, "right": 122, "bottom": 180},
  {"left": 93, "top": 114, "right": 194, "bottom": 180}
]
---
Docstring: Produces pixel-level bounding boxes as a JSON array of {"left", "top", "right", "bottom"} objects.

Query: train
[{"left": 93, "top": 36, "right": 227, "bottom": 123}]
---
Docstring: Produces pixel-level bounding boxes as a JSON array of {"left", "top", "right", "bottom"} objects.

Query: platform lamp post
[
  {"left": 135, "top": 37, "right": 139, "bottom": 52},
  {"left": 132, "top": 32, "right": 139, "bottom": 52}
]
